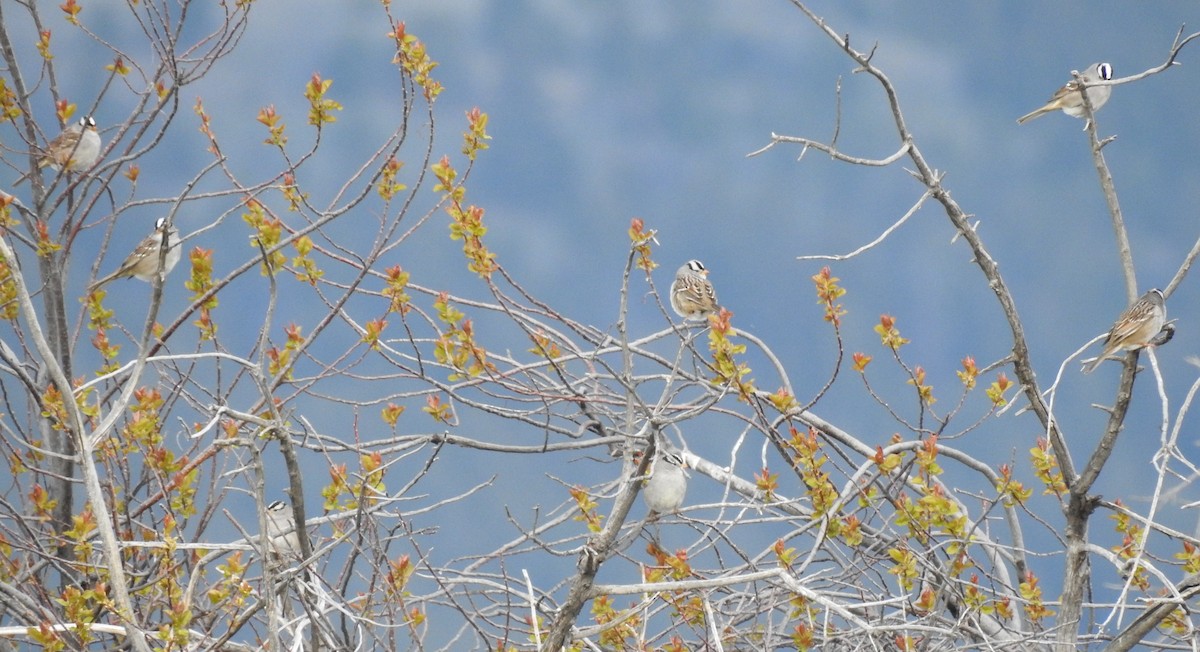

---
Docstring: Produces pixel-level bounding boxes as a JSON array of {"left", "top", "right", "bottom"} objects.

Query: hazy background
[{"left": 10, "top": 0, "right": 1200, "bottom": 631}]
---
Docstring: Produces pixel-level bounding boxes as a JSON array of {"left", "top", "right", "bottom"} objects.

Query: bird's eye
[{"left": 1098, "top": 63, "right": 1113, "bottom": 81}]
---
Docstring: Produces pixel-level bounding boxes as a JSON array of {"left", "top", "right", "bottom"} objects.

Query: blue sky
[
  {"left": 233, "top": 0, "right": 1200, "bottom": 616},
  {"left": 11, "top": 0, "right": 1200, "bottom": 641},
  {"left": 346, "top": 1, "right": 1200, "bottom": 494}
]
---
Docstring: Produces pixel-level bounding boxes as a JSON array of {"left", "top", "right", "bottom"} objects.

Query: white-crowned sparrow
[
  {"left": 88, "top": 217, "right": 181, "bottom": 292},
  {"left": 265, "top": 499, "right": 336, "bottom": 641},
  {"left": 1082, "top": 288, "right": 1166, "bottom": 374},
  {"left": 15, "top": 116, "right": 102, "bottom": 186},
  {"left": 670, "top": 259, "right": 719, "bottom": 321},
  {"left": 265, "top": 499, "right": 303, "bottom": 559},
  {"left": 642, "top": 451, "right": 688, "bottom": 515},
  {"left": 43, "top": 115, "right": 101, "bottom": 171},
  {"left": 1017, "top": 62, "right": 1113, "bottom": 128}
]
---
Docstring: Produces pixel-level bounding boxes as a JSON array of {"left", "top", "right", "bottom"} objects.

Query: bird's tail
[
  {"left": 87, "top": 273, "right": 118, "bottom": 294},
  {"left": 1016, "top": 107, "right": 1052, "bottom": 125}
]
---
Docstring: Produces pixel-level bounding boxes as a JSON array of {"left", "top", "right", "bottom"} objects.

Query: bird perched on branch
[
  {"left": 15, "top": 115, "right": 102, "bottom": 185},
  {"left": 88, "top": 217, "right": 181, "bottom": 292},
  {"left": 642, "top": 451, "right": 688, "bottom": 515},
  {"left": 1082, "top": 288, "right": 1166, "bottom": 374},
  {"left": 670, "top": 259, "right": 719, "bottom": 321},
  {"left": 265, "top": 499, "right": 303, "bottom": 559},
  {"left": 1017, "top": 62, "right": 1113, "bottom": 129},
  {"left": 263, "top": 499, "right": 340, "bottom": 648}
]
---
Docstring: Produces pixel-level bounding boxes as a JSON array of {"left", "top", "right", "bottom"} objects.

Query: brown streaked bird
[
  {"left": 42, "top": 115, "right": 101, "bottom": 171},
  {"left": 1017, "top": 62, "right": 1113, "bottom": 129},
  {"left": 14, "top": 115, "right": 102, "bottom": 185},
  {"left": 88, "top": 218, "right": 181, "bottom": 292},
  {"left": 1082, "top": 288, "right": 1166, "bottom": 374},
  {"left": 670, "top": 259, "right": 719, "bottom": 321}
]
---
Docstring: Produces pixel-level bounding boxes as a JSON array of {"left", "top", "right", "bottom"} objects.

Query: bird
[
  {"left": 1151, "top": 322, "right": 1177, "bottom": 347},
  {"left": 1017, "top": 62, "right": 1113, "bottom": 128},
  {"left": 265, "top": 499, "right": 303, "bottom": 559},
  {"left": 670, "top": 259, "right": 719, "bottom": 321},
  {"left": 14, "top": 115, "right": 102, "bottom": 185},
  {"left": 88, "top": 217, "right": 181, "bottom": 292},
  {"left": 1082, "top": 288, "right": 1166, "bottom": 374},
  {"left": 642, "top": 451, "right": 688, "bottom": 515},
  {"left": 264, "top": 499, "right": 339, "bottom": 644}
]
